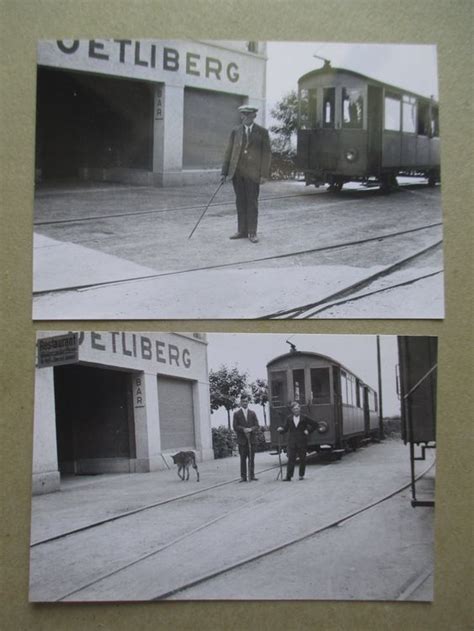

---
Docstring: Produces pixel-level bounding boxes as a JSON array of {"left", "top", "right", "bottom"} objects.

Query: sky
[
  {"left": 206, "top": 333, "right": 400, "bottom": 427},
  {"left": 264, "top": 41, "right": 438, "bottom": 123}
]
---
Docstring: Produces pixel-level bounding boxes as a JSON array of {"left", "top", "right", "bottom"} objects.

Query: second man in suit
[
  {"left": 233, "top": 394, "right": 260, "bottom": 481},
  {"left": 221, "top": 105, "right": 271, "bottom": 244}
]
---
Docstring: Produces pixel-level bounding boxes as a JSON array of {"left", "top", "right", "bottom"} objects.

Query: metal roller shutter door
[
  {"left": 158, "top": 376, "right": 196, "bottom": 449},
  {"left": 183, "top": 88, "right": 243, "bottom": 168}
]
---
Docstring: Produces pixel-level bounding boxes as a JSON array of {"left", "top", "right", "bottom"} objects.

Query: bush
[
  {"left": 253, "top": 426, "right": 269, "bottom": 452},
  {"left": 212, "top": 426, "right": 237, "bottom": 459},
  {"left": 270, "top": 150, "right": 299, "bottom": 180},
  {"left": 383, "top": 416, "right": 402, "bottom": 438}
]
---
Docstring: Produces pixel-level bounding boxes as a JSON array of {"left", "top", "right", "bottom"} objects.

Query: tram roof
[
  {"left": 266, "top": 350, "right": 375, "bottom": 390},
  {"left": 298, "top": 64, "right": 438, "bottom": 104}
]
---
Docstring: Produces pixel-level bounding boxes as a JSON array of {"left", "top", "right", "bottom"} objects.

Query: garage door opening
[
  {"left": 36, "top": 67, "right": 153, "bottom": 182},
  {"left": 54, "top": 364, "right": 136, "bottom": 475}
]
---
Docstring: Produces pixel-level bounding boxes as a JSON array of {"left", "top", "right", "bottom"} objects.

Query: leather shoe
[
  {"left": 283, "top": 477, "right": 292, "bottom": 481},
  {"left": 239, "top": 478, "right": 247, "bottom": 482},
  {"left": 299, "top": 476, "right": 305, "bottom": 480},
  {"left": 248, "top": 234, "right": 259, "bottom": 243},
  {"left": 229, "top": 232, "right": 246, "bottom": 239},
  {"left": 250, "top": 477, "right": 258, "bottom": 481}
]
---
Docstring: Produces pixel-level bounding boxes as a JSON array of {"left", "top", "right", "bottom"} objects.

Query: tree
[
  {"left": 251, "top": 378, "right": 269, "bottom": 427},
  {"left": 209, "top": 365, "right": 248, "bottom": 430},
  {"left": 269, "top": 90, "right": 299, "bottom": 153}
]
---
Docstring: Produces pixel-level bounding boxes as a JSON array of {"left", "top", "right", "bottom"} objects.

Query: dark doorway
[
  {"left": 36, "top": 67, "right": 153, "bottom": 180},
  {"left": 54, "top": 364, "right": 135, "bottom": 474}
]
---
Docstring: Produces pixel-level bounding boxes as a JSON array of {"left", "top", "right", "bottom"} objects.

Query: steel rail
[
  {"left": 54, "top": 473, "right": 289, "bottom": 602},
  {"left": 262, "top": 239, "right": 443, "bottom": 319},
  {"left": 396, "top": 566, "right": 433, "bottom": 601},
  {"left": 32, "top": 222, "right": 442, "bottom": 297},
  {"left": 33, "top": 190, "right": 325, "bottom": 226},
  {"left": 150, "top": 459, "right": 435, "bottom": 601},
  {"left": 30, "top": 463, "right": 282, "bottom": 548},
  {"left": 298, "top": 269, "right": 443, "bottom": 318}
]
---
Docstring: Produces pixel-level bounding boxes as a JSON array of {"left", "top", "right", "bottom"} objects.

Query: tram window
[
  {"left": 402, "top": 95, "right": 417, "bottom": 133},
  {"left": 348, "top": 374, "right": 355, "bottom": 405},
  {"left": 368, "top": 390, "right": 378, "bottom": 411},
  {"left": 323, "top": 88, "right": 335, "bottom": 128},
  {"left": 341, "top": 371, "right": 349, "bottom": 405},
  {"left": 418, "top": 101, "right": 430, "bottom": 135},
  {"left": 342, "top": 88, "right": 364, "bottom": 128},
  {"left": 356, "top": 381, "right": 362, "bottom": 408},
  {"left": 270, "top": 371, "right": 287, "bottom": 407},
  {"left": 299, "top": 89, "right": 310, "bottom": 129},
  {"left": 293, "top": 369, "right": 306, "bottom": 404},
  {"left": 310, "top": 368, "right": 330, "bottom": 404},
  {"left": 431, "top": 106, "right": 440, "bottom": 137},
  {"left": 384, "top": 95, "right": 401, "bottom": 131},
  {"left": 309, "top": 89, "right": 317, "bottom": 128}
]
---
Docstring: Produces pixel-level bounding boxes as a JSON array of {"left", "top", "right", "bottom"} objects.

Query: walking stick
[
  {"left": 246, "top": 431, "right": 252, "bottom": 483},
  {"left": 277, "top": 431, "right": 283, "bottom": 481},
  {"left": 187, "top": 180, "right": 224, "bottom": 239}
]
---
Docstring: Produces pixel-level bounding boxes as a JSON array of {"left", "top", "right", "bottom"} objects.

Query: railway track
[
  {"left": 34, "top": 180, "right": 438, "bottom": 227},
  {"left": 261, "top": 238, "right": 443, "bottom": 319},
  {"left": 30, "top": 462, "right": 281, "bottom": 547},
  {"left": 34, "top": 190, "right": 325, "bottom": 226},
  {"left": 32, "top": 222, "right": 442, "bottom": 298},
  {"left": 42, "top": 458, "right": 434, "bottom": 602}
]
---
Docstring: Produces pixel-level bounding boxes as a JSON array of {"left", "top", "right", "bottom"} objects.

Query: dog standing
[{"left": 171, "top": 451, "right": 200, "bottom": 482}]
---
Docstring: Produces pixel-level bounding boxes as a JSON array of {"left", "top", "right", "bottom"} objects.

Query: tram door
[
  {"left": 332, "top": 366, "right": 343, "bottom": 447},
  {"left": 367, "top": 85, "right": 383, "bottom": 172}
]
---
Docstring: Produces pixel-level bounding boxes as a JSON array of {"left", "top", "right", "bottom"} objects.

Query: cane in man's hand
[
  {"left": 277, "top": 430, "right": 283, "bottom": 481},
  {"left": 246, "top": 431, "right": 252, "bottom": 483},
  {"left": 188, "top": 180, "right": 225, "bottom": 239}
]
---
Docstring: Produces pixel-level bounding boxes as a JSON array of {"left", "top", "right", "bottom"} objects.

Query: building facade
[
  {"left": 33, "top": 331, "right": 212, "bottom": 494},
  {"left": 36, "top": 39, "right": 267, "bottom": 186}
]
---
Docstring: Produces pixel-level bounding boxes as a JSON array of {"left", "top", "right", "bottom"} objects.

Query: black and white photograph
[
  {"left": 32, "top": 40, "right": 444, "bottom": 320},
  {"left": 30, "top": 331, "right": 437, "bottom": 602}
]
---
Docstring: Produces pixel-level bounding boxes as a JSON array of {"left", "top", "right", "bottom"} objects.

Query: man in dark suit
[
  {"left": 277, "top": 402, "right": 319, "bottom": 481},
  {"left": 221, "top": 105, "right": 272, "bottom": 244},
  {"left": 232, "top": 394, "right": 260, "bottom": 481}
]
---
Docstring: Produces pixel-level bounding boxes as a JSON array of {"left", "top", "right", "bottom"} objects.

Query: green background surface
[{"left": 0, "top": 1, "right": 472, "bottom": 629}]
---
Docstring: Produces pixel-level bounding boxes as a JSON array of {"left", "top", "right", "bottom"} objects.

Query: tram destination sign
[{"left": 37, "top": 333, "right": 79, "bottom": 368}]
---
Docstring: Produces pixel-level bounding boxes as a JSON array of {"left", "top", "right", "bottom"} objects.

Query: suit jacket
[
  {"left": 221, "top": 123, "right": 272, "bottom": 183},
  {"left": 233, "top": 408, "right": 259, "bottom": 445},
  {"left": 279, "top": 414, "right": 319, "bottom": 448}
]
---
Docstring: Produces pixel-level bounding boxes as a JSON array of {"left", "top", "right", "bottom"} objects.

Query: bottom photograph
[{"left": 30, "top": 332, "right": 437, "bottom": 602}]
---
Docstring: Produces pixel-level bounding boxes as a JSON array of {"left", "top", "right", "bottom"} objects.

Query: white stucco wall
[{"left": 33, "top": 332, "right": 212, "bottom": 493}]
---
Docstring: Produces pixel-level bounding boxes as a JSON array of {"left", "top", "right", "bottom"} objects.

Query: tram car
[
  {"left": 397, "top": 336, "right": 437, "bottom": 507},
  {"left": 268, "top": 347, "right": 380, "bottom": 457},
  {"left": 296, "top": 61, "right": 440, "bottom": 192}
]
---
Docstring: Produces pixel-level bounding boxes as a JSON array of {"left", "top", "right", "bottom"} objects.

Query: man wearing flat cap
[{"left": 221, "top": 105, "right": 271, "bottom": 243}]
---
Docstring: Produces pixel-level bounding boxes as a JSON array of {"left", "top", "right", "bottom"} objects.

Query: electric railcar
[
  {"left": 296, "top": 62, "right": 440, "bottom": 192},
  {"left": 397, "top": 336, "right": 437, "bottom": 507},
  {"left": 268, "top": 349, "right": 380, "bottom": 457}
]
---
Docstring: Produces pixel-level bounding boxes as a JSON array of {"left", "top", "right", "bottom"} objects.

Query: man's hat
[{"left": 238, "top": 105, "right": 258, "bottom": 114}]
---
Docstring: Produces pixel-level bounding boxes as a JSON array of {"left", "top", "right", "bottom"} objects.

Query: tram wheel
[{"left": 328, "top": 179, "right": 343, "bottom": 192}]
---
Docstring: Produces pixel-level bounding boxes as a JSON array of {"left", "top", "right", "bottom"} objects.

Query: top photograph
[{"left": 32, "top": 39, "right": 444, "bottom": 320}]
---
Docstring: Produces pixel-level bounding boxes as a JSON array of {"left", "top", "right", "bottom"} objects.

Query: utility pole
[{"left": 376, "top": 335, "right": 384, "bottom": 439}]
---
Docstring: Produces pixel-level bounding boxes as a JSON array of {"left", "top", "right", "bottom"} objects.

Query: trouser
[
  {"left": 286, "top": 444, "right": 307, "bottom": 479},
  {"left": 238, "top": 442, "right": 255, "bottom": 479},
  {"left": 232, "top": 171, "right": 260, "bottom": 235}
]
